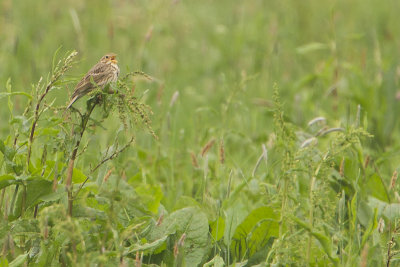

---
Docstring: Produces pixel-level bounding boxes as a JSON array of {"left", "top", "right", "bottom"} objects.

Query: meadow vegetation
[{"left": 1, "top": 0, "right": 400, "bottom": 266}]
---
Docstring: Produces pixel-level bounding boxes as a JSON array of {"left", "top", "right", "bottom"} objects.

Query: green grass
[{"left": 1, "top": 0, "right": 400, "bottom": 266}]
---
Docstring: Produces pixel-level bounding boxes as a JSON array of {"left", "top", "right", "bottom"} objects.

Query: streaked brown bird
[{"left": 66, "top": 53, "right": 120, "bottom": 109}]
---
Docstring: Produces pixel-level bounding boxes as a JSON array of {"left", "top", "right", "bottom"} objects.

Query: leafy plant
[{"left": 2, "top": 1, "right": 400, "bottom": 266}]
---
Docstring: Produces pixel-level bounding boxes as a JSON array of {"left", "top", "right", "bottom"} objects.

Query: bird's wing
[{"left": 71, "top": 63, "right": 111, "bottom": 98}]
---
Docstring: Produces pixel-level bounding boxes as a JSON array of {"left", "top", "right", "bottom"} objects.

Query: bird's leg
[
  {"left": 96, "top": 94, "right": 103, "bottom": 103},
  {"left": 86, "top": 95, "right": 99, "bottom": 110}
]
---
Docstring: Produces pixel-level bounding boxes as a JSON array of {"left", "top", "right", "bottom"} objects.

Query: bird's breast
[{"left": 111, "top": 63, "right": 119, "bottom": 74}]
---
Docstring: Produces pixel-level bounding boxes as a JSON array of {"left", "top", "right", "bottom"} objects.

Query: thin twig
[
  {"left": 121, "top": 71, "right": 154, "bottom": 82},
  {"left": 73, "top": 136, "right": 135, "bottom": 199},
  {"left": 66, "top": 98, "right": 98, "bottom": 216},
  {"left": 27, "top": 82, "right": 54, "bottom": 165},
  {"left": 27, "top": 51, "right": 77, "bottom": 165},
  {"left": 252, "top": 144, "right": 268, "bottom": 177},
  {"left": 93, "top": 136, "right": 134, "bottom": 173}
]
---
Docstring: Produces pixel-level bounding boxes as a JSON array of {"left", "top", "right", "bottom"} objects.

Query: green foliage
[{"left": 1, "top": 0, "right": 400, "bottom": 266}]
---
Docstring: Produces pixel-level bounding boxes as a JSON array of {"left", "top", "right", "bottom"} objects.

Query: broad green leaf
[
  {"left": 5, "top": 161, "right": 23, "bottom": 176},
  {"left": 9, "top": 253, "right": 28, "bottom": 267},
  {"left": 231, "top": 206, "right": 279, "bottom": 257},
  {"left": 174, "top": 196, "right": 200, "bottom": 211},
  {"left": 12, "top": 180, "right": 53, "bottom": 217},
  {"left": 311, "top": 231, "right": 337, "bottom": 263},
  {"left": 367, "top": 197, "right": 388, "bottom": 216},
  {"left": 361, "top": 208, "right": 377, "bottom": 248},
  {"left": 120, "top": 216, "right": 153, "bottom": 241},
  {"left": 382, "top": 203, "right": 400, "bottom": 221},
  {"left": 224, "top": 199, "right": 249, "bottom": 247},
  {"left": 172, "top": 207, "right": 210, "bottom": 266},
  {"left": 72, "top": 167, "right": 86, "bottom": 183},
  {"left": 222, "top": 180, "right": 248, "bottom": 209},
  {"left": 38, "top": 128, "right": 60, "bottom": 137},
  {"left": 0, "top": 174, "right": 18, "bottom": 189},
  {"left": 111, "top": 191, "right": 151, "bottom": 226},
  {"left": 201, "top": 194, "right": 219, "bottom": 222},
  {"left": 0, "top": 257, "right": 8, "bottom": 267},
  {"left": 247, "top": 245, "right": 272, "bottom": 266},
  {"left": 148, "top": 216, "right": 177, "bottom": 243},
  {"left": 232, "top": 260, "right": 248, "bottom": 267},
  {"left": 343, "top": 158, "right": 358, "bottom": 182},
  {"left": 38, "top": 190, "right": 65, "bottom": 202},
  {"left": 25, "top": 180, "right": 53, "bottom": 208},
  {"left": 85, "top": 196, "right": 109, "bottom": 212},
  {"left": 210, "top": 217, "right": 225, "bottom": 241},
  {"left": 148, "top": 207, "right": 210, "bottom": 266},
  {"left": 203, "top": 255, "right": 224, "bottom": 267},
  {"left": 366, "top": 173, "right": 389, "bottom": 202},
  {"left": 135, "top": 184, "right": 163, "bottom": 214},
  {"left": 0, "top": 140, "right": 16, "bottom": 161},
  {"left": 38, "top": 190, "right": 65, "bottom": 203},
  {"left": 124, "top": 235, "right": 168, "bottom": 255},
  {"left": 357, "top": 200, "right": 373, "bottom": 227}
]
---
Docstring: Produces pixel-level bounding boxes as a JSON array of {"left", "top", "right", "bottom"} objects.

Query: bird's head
[{"left": 101, "top": 53, "right": 118, "bottom": 64}]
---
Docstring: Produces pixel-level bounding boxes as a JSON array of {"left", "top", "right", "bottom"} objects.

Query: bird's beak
[{"left": 111, "top": 55, "right": 118, "bottom": 64}]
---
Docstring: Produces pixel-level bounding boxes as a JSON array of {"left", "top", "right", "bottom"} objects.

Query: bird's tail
[{"left": 66, "top": 95, "right": 80, "bottom": 109}]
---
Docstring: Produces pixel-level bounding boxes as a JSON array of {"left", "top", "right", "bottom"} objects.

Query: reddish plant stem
[
  {"left": 66, "top": 100, "right": 97, "bottom": 216},
  {"left": 27, "top": 80, "right": 55, "bottom": 165}
]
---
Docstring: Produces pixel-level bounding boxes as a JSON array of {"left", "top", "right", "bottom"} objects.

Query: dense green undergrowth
[
  {"left": 2, "top": 0, "right": 400, "bottom": 266},
  {"left": 0, "top": 51, "right": 396, "bottom": 266}
]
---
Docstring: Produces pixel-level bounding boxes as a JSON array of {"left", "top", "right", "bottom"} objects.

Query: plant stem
[
  {"left": 21, "top": 185, "right": 26, "bottom": 217},
  {"left": 279, "top": 174, "right": 288, "bottom": 238},
  {"left": 27, "top": 50, "right": 77, "bottom": 166},
  {"left": 9, "top": 185, "right": 19, "bottom": 216},
  {"left": 27, "top": 78, "right": 57, "bottom": 165},
  {"left": 387, "top": 237, "right": 394, "bottom": 267},
  {"left": 66, "top": 99, "right": 98, "bottom": 216},
  {"left": 74, "top": 136, "right": 134, "bottom": 199},
  {"left": 279, "top": 151, "right": 290, "bottom": 238},
  {"left": 307, "top": 175, "right": 316, "bottom": 263},
  {"left": 0, "top": 188, "right": 5, "bottom": 218}
]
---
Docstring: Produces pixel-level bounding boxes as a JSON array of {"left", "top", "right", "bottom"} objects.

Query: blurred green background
[
  {"left": 2, "top": 0, "right": 400, "bottom": 206},
  {"left": 3, "top": 0, "right": 400, "bottom": 265}
]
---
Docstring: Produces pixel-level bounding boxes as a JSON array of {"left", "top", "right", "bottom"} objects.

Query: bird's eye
[{"left": 105, "top": 56, "right": 109, "bottom": 59}]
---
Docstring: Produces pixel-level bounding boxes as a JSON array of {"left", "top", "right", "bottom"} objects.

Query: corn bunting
[{"left": 66, "top": 53, "right": 120, "bottom": 109}]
